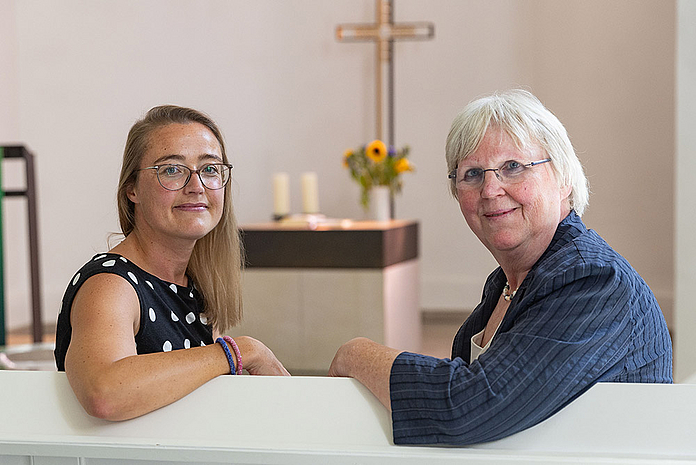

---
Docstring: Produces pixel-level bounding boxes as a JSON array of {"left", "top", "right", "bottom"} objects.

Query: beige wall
[
  {"left": 525, "top": 1, "right": 676, "bottom": 321},
  {"left": 0, "top": 1, "right": 676, "bottom": 341}
]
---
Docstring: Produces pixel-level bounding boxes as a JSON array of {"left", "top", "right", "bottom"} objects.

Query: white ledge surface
[{"left": 1, "top": 371, "right": 694, "bottom": 464}]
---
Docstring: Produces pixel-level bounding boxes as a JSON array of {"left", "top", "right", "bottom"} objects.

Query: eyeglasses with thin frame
[
  {"left": 448, "top": 158, "right": 551, "bottom": 189},
  {"left": 138, "top": 163, "right": 233, "bottom": 191}
]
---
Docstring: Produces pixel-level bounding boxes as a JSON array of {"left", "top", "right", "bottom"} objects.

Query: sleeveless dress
[{"left": 54, "top": 253, "right": 213, "bottom": 371}]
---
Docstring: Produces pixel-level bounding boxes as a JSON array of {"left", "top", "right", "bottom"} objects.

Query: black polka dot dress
[{"left": 54, "top": 253, "right": 214, "bottom": 371}]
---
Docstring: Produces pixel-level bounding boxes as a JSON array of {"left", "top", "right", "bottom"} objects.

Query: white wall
[
  {"left": 0, "top": 1, "right": 675, "bottom": 337},
  {"left": 0, "top": 0, "right": 27, "bottom": 333},
  {"left": 675, "top": 0, "right": 696, "bottom": 382},
  {"left": 0, "top": 1, "right": 19, "bottom": 140}
]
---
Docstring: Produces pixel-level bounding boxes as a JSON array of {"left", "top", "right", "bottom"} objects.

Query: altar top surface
[
  {"left": 241, "top": 218, "right": 415, "bottom": 231},
  {"left": 241, "top": 219, "right": 418, "bottom": 268}
]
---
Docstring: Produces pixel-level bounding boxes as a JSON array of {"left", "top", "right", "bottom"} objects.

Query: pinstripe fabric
[{"left": 390, "top": 212, "right": 672, "bottom": 445}]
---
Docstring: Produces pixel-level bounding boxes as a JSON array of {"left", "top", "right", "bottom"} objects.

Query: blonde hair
[
  {"left": 117, "top": 105, "right": 242, "bottom": 332},
  {"left": 445, "top": 89, "right": 589, "bottom": 216}
]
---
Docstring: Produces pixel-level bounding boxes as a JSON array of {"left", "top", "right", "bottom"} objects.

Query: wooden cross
[{"left": 336, "top": 0, "right": 434, "bottom": 145}]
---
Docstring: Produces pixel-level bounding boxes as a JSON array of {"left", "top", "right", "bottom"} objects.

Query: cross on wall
[{"left": 336, "top": 0, "right": 434, "bottom": 146}]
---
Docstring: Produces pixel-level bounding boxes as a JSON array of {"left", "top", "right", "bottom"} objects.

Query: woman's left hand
[
  {"left": 233, "top": 336, "right": 291, "bottom": 376},
  {"left": 328, "top": 337, "right": 401, "bottom": 410}
]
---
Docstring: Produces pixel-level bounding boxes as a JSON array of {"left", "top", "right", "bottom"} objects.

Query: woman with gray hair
[{"left": 329, "top": 89, "right": 672, "bottom": 445}]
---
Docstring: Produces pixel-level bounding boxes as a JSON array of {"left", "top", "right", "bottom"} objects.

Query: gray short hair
[{"left": 445, "top": 89, "right": 589, "bottom": 216}]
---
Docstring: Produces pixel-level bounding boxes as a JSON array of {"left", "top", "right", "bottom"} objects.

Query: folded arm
[
  {"left": 328, "top": 337, "right": 402, "bottom": 410},
  {"left": 65, "top": 273, "right": 288, "bottom": 421}
]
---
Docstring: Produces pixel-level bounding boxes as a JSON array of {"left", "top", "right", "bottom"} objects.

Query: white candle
[
  {"left": 301, "top": 172, "right": 319, "bottom": 214},
  {"left": 272, "top": 172, "right": 290, "bottom": 217}
]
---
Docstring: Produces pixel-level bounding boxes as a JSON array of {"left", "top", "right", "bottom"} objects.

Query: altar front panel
[{"left": 238, "top": 259, "right": 420, "bottom": 373}]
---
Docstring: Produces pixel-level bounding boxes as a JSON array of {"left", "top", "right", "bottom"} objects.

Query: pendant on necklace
[{"left": 503, "top": 282, "right": 517, "bottom": 302}]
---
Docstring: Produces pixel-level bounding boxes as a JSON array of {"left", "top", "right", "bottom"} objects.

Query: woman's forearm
[
  {"left": 329, "top": 337, "right": 402, "bottom": 410},
  {"left": 66, "top": 336, "right": 289, "bottom": 421},
  {"left": 66, "top": 343, "right": 230, "bottom": 421}
]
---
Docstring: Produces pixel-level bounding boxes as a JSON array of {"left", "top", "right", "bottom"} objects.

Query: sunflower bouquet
[{"left": 342, "top": 140, "right": 414, "bottom": 209}]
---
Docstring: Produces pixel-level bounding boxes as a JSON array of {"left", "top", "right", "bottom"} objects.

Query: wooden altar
[{"left": 235, "top": 219, "right": 420, "bottom": 374}]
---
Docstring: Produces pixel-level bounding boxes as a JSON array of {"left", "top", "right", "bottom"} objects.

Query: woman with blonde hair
[{"left": 55, "top": 105, "right": 289, "bottom": 421}]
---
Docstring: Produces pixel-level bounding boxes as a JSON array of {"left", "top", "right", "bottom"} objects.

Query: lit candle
[
  {"left": 301, "top": 172, "right": 319, "bottom": 214},
  {"left": 272, "top": 172, "right": 290, "bottom": 218}
]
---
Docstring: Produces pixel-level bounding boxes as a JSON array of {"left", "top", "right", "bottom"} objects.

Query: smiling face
[
  {"left": 456, "top": 126, "right": 571, "bottom": 262},
  {"left": 126, "top": 122, "right": 225, "bottom": 245}
]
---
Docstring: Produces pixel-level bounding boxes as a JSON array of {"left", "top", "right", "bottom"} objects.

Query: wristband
[
  {"left": 223, "top": 335, "right": 243, "bottom": 375},
  {"left": 216, "top": 337, "right": 236, "bottom": 375}
]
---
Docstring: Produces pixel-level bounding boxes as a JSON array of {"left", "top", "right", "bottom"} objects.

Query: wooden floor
[
  {"left": 420, "top": 312, "right": 467, "bottom": 358},
  {"left": 4, "top": 325, "right": 57, "bottom": 347},
  {"left": 5, "top": 334, "right": 55, "bottom": 347},
  {"left": 2, "top": 312, "right": 467, "bottom": 369}
]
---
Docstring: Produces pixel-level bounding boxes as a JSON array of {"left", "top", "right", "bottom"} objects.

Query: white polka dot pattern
[{"left": 61, "top": 254, "right": 213, "bottom": 359}]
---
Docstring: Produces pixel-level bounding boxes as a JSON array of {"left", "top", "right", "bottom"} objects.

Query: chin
[
  {"left": 486, "top": 233, "right": 524, "bottom": 252},
  {"left": 179, "top": 223, "right": 216, "bottom": 240}
]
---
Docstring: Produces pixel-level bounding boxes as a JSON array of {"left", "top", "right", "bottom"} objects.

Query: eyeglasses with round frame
[
  {"left": 448, "top": 158, "right": 551, "bottom": 189},
  {"left": 138, "top": 163, "right": 233, "bottom": 191}
]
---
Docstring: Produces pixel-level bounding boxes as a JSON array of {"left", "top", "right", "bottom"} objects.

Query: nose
[
  {"left": 480, "top": 169, "right": 505, "bottom": 198},
  {"left": 183, "top": 170, "right": 206, "bottom": 194}
]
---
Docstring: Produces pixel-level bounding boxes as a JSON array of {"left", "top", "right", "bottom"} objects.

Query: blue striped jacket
[{"left": 390, "top": 211, "right": 672, "bottom": 445}]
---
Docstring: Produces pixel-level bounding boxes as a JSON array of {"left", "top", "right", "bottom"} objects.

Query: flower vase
[{"left": 369, "top": 186, "right": 391, "bottom": 221}]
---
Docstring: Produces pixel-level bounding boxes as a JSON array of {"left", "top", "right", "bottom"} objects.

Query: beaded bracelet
[
  {"left": 223, "top": 335, "right": 243, "bottom": 375},
  {"left": 216, "top": 337, "right": 236, "bottom": 375}
]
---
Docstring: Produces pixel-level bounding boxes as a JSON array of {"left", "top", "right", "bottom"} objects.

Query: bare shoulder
[
  {"left": 66, "top": 273, "right": 141, "bottom": 367},
  {"left": 70, "top": 273, "right": 139, "bottom": 326}
]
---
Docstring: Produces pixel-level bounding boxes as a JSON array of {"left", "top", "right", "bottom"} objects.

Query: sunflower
[
  {"left": 341, "top": 141, "right": 412, "bottom": 210},
  {"left": 343, "top": 149, "right": 353, "bottom": 168},
  {"left": 365, "top": 140, "right": 387, "bottom": 163},
  {"left": 394, "top": 158, "right": 413, "bottom": 173}
]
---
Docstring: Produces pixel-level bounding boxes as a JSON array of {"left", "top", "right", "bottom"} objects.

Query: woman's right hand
[{"left": 233, "top": 336, "right": 291, "bottom": 376}]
